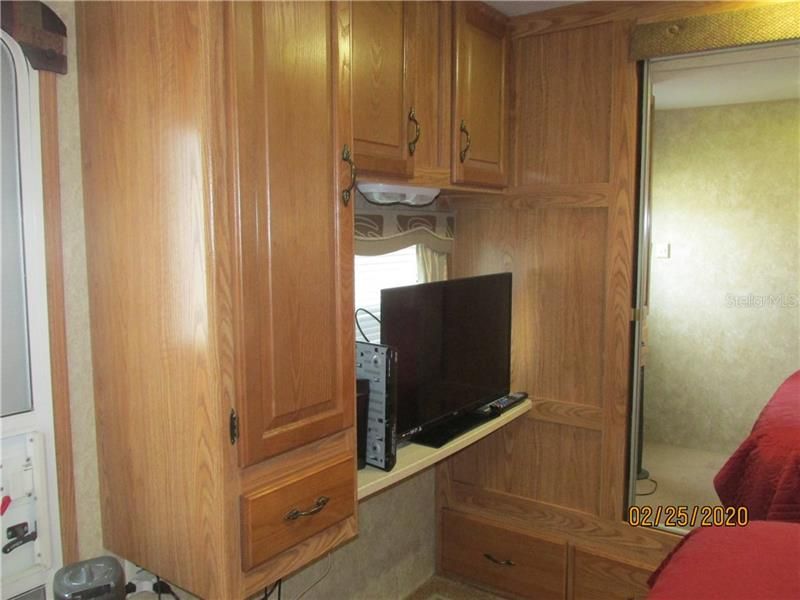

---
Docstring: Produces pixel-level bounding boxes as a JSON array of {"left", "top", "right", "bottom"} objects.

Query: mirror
[{"left": 629, "top": 41, "right": 800, "bottom": 532}]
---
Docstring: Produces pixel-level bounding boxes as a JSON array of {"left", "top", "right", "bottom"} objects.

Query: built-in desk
[{"left": 357, "top": 399, "right": 532, "bottom": 500}]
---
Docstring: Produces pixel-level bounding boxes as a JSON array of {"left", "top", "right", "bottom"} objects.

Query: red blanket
[
  {"left": 714, "top": 370, "right": 800, "bottom": 522},
  {"left": 648, "top": 521, "right": 800, "bottom": 600}
]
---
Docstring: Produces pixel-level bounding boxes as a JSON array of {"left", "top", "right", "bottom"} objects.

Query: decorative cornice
[{"left": 631, "top": 2, "right": 800, "bottom": 60}]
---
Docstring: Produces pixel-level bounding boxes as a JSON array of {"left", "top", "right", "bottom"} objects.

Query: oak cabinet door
[
  {"left": 232, "top": 1, "right": 355, "bottom": 467},
  {"left": 352, "top": 1, "right": 415, "bottom": 178},
  {"left": 410, "top": 0, "right": 453, "bottom": 175},
  {"left": 452, "top": 2, "right": 509, "bottom": 188}
]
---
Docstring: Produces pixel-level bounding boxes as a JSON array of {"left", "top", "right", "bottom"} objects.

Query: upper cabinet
[
  {"left": 352, "top": 1, "right": 508, "bottom": 190},
  {"left": 412, "top": 1, "right": 454, "bottom": 178},
  {"left": 352, "top": 1, "right": 415, "bottom": 178},
  {"left": 452, "top": 2, "right": 510, "bottom": 188}
]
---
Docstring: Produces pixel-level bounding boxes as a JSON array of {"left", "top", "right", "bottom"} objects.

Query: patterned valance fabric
[{"left": 354, "top": 203, "right": 455, "bottom": 256}]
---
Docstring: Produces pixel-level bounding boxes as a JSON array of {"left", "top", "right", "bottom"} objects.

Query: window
[
  {"left": 1, "top": 31, "right": 64, "bottom": 597},
  {"left": 354, "top": 245, "right": 419, "bottom": 343}
]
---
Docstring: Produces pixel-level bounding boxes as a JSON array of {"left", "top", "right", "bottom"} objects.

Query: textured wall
[
  {"left": 50, "top": 0, "right": 104, "bottom": 559},
  {"left": 50, "top": 2, "right": 436, "bottom": 596},
  {"left": 278, "top": 470, "right": 436, "bottom": 600},
  {"left": 644, "top": 99, "right": 800, "bottom": 454}
]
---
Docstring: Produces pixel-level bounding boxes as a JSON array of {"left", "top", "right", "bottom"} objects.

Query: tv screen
[{"left": 380, "top": 272, "right": 512, "bottom": 438}]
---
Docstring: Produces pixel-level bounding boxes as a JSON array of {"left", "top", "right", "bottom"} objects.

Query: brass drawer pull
[
  {"left": 284, "top": 496, "right": 330, "bottom": 521},
  {"left": 459, "top": 120, "right": 471, "bottom": 163},
  {"left": 408, "top": 107, "right": 421, "bottom": 156},
  {"left": 484, "top": 553, "right": 516, "bottom": 566},
  {"left": 341, "top": 145, "right": 356, "bottom": 206}
]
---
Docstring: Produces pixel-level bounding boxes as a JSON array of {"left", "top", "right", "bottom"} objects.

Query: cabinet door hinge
[{"left": 229, "top": 409, "right": 239, "bottom": 445}]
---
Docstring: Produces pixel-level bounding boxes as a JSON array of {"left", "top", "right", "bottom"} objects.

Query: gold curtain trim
[{"left": 631, "top": 2, "right": 800, "bottom": 60}]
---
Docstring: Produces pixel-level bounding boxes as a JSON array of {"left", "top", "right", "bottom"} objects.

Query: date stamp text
[{"left": 628, "top": 505, "right": 749, "bottom": 528}]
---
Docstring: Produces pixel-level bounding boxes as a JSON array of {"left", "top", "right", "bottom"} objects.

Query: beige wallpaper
[
  {"left": 51, "top": 0, "right": 104, "bottom": 559},
  {"left": 644, "top": 99, "right": 800, "bottom": 454},
  {"left": 51, "top": 1, "right": 435, "bottom": 596}
]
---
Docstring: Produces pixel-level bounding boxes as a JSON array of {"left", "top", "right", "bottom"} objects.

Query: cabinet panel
[
  {"left": 232, "top": 1, "right": 354, "bottom": 466},
  {"left": 572, "top": 549, "right": 651, "bottom": 600},
  {"left": 241, "top": 456, "right": 355, "bottom": 571},
  {"left": 441, "top": 509, "right": 567, "bottom": 599},
  {"left": 410, "top": 0, "right": 452, "bottom": 173},
  {"left": 513, "top": 24, "right": 614, "bottom": 186},
  {"left": 78, "top": 2, "right": 234, "bottom": 595},
  {"left": 452, "top": 3, "right": 509, "bottom": 188},
  {"left": 352, "top": 1, "right": 414, "bottom": 177}
]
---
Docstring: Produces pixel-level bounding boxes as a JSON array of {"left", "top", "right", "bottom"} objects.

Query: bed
[
  {"left": 714, "top": 369, "right": 800, "bottom": 522},
  {"left": 647, "top": 521, "right": 800, "bottom": 600},
  {"left": 647, "top": 370, "right": 800, "bottom": 599}
]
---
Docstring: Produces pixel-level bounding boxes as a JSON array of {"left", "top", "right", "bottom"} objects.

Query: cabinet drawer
[
  {"left": 241, "top": 456, "right": 355, "bottom": 570},
  {"left": 441, "top": 510, "right": 567, "bottom": 599}
]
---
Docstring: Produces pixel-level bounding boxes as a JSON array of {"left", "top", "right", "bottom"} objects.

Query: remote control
[{"left": 487, "top": 391, "right": 528, "bottom": 413}]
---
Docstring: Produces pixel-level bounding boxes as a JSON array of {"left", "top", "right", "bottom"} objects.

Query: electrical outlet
[{"left": 125, "top": 561, "right": 157, "bottom": 592}]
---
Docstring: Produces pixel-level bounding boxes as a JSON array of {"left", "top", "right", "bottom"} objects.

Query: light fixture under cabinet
[{"left": 357, "top": 183, "right": 440, "bottom": 207}]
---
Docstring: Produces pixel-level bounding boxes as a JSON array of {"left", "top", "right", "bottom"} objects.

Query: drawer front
[
  {"left": 241, "top": 457, "right": 355, "bottom": 570},
  {"left": 441, "top": 510, "right": 567, "bottom": 600}
]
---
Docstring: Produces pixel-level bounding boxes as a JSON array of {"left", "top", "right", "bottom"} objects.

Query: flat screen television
[{"left": 380, "top": 272, "right": 512, "bottom": 440}]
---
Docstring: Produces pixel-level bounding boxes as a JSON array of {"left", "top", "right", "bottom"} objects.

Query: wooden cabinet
[
  {"left": 438, "top": 4, "right": 681, "bottom": 600},
  {"left": 353, "top": 1, "right": 509, "bottom": 190},
  {"left": 352, "top": 1, "right": 415, "bottom": 177},
  {"left": 441, "top": 510, "right": 567, "bottom": 599},
  {"left": 411, "top": 1, "right": 454, "bottom": 180},
  {"left": 232, "top": 1, "right": 355, "bottom": 467},
  {"left": 77, "top": 2, "right": 356, "bottom": 598},
  {"left": 452, "top": 2, "right": 509, "bottom": 188},
  {"left": 572, "top": 548, "right": 651, "bottom": 600}
]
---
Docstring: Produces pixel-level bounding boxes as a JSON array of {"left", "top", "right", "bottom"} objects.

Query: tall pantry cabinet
[{"left": 77, "top": 2, "right": 357, "bottom": 598}]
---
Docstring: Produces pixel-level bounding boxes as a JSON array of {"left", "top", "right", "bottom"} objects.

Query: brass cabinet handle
[
  {"left": 483, "top": 553, "right": 516, "bottom": 566},
  {"left": 284, "top": 496, "right": 330, "bottom": 521},
  {"left": 341, "top": 144, "right": 356, "bottom": 206},
  {"left": 459, "top": 120, "right": 471, "bottom": 163},
  {"left": 408, "top": 107, "right": 421, "bottom": 156}
]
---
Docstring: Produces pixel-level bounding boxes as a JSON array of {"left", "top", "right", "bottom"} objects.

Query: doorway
[{"left": 629, "top": 42, "right": 800, "bottom": 531}]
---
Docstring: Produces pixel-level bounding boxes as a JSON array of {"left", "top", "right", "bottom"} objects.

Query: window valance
[{"left": 354, "top": 205, "right": 455, "bottom": 256}]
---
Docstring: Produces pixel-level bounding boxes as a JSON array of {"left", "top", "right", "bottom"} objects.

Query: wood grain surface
[
  {"left": 410, "top": 0, "right": 452, "bottom": 174},
  {"left": 352, "top": 1, "right": 414, "bottom": 177},
  {"left": 512, "top": 24, "right": 614, "bottom": 186},
  {"left": 78, "top": 1, "right": 357, "bottom": 596},
  {"left": 39, "top": 71, "right": 79, "bottom": 565},
  {"left": 452, "top": 1, "right": 509, "bottom": 188},
  {"left": 230, "top": 1, "right": 354, "bottom": 465},
  {"left": 439, "top": 2, "right": 668, "bottom": 598},
  {"left": 241, "top": 456, "right": 354, "bottom": 570},
  {"left": 572, "top": 547, "right": 651, "bottom": 600},
  {"left": 442, "top": 509, "right": 568, "bottom": 600},
  {"left": 77, "top": 2, "right": 231, "bottom": 595},
  {"left": 510, "top": 1, "right": 762, "bottom": 38}
]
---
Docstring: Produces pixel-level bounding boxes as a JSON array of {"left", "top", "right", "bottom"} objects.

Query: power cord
[
  {"left": 295, "top": 553, "right": 332, "bottom": 600},
  {"left": 355, "top": 308, "right": 381, "bottom": 343},
  {"left": 635, "top": 477, "right": 658, "bottom": 496},
  {"left": 154, "top": 577, "right": 180, "bottom": 599},
  {"left": 263, "top": 579, "right": 282, "bottom": 600}
]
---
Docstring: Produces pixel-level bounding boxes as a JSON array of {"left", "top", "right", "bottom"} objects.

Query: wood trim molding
[
  {"left": 39, "top": 71, "right": 79, "bottom": 564},
  {"left": 1, "top": 0, "right": 67, "bottom": 73},
  {"left": 510, "top": 1, "right": 765, "bottom": 39}
]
